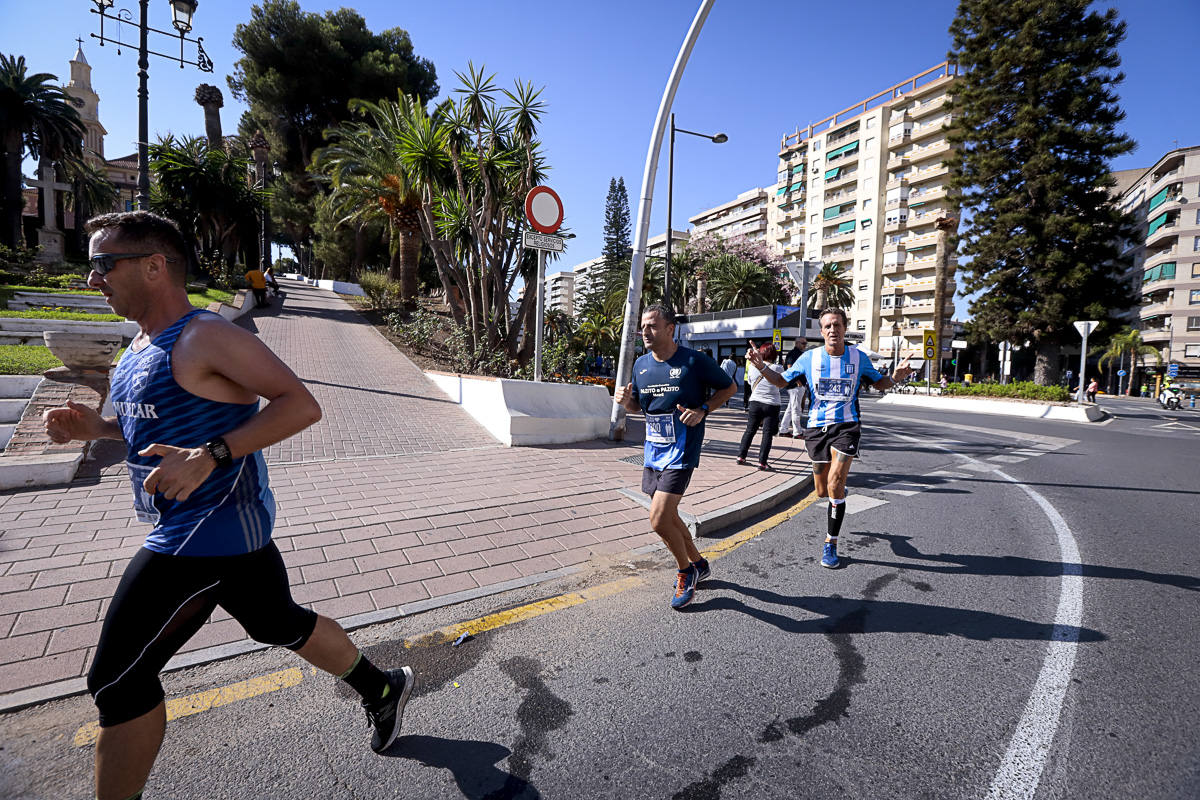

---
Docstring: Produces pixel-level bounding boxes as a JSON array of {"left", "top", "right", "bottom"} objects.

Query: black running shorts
[
  {"left": 87, "top": 541, "right": 318, "bottom": 727},
  {"left": 803, "top": 422, "right": 862, "bottom": 463},
  {"left": 642, "top": 466, "right": 694, "bottom": 497}
]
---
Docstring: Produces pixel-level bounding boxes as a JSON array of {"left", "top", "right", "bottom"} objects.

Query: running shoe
[
  {"left": 821, "top": 541, "right": 841, "bottom": 569},
  {"left": 736, "top": 456, "right": 747, "bottom": 465},
  {"left": 364, "top": 666, "right": 415, "bottom": 754},
  {"left": 693, "top": 558, "right": 711, "bottom": 584},
  {"left": 671, "top": 566, "right": 698, "bottom": 609}
]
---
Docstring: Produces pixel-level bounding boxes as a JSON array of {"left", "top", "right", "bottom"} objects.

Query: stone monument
[{"left": 28, "top": 159, "right": 71, "bottom": 263}]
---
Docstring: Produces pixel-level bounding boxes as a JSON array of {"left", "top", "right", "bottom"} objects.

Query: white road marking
[
  {"left": 988, "top": 455, "right": 1028, "bottom": 463},
  {"left": 961, "top": 462, "right": 999, "bottom": 472},
  {"left": 846, "top": 495, "right": 889, "bottom": 515},
  {"left": 878, "top": 428, "right": 1083, "bottom": 800},
  {"left": 1011, "top": 449, "right": 1045, "bottom": 457}
]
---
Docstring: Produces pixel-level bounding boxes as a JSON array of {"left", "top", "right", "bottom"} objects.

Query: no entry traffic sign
[{"left": 525, "top": 186, "right": 564, "bottom": 234}]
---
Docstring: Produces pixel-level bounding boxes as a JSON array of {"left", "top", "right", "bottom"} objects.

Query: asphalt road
[{"left": 2, "top": 397, "right": 1197, "bottom": 799}]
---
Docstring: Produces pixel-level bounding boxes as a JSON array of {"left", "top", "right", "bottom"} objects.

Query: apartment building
[
  {"left": 1120, "top": 145, "right": 1200, "bottom": 379},
  {"left": 567, "top": 230, "right": 689, "bottom": 316},
  {"left": 689, "top": 188, "right": 769, "bottom": 243},
  {"left": 545, "top": 269, "right": 576, "bottom": 316},
  {"left": 769, "top": 62, "right": 961, "bottom": 362}
]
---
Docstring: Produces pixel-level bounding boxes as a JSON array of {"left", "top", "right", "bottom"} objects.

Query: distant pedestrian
[
  {"left": 939, "top": 375, "right": 948, "bottom": 391},
  {"left": 45, "top": 211, "right": 415, "bottom": 800},
  {"left": 614, "top": 304, "right": 736, "bottom": 609},
  {"left": 737, "top": 343, "right": 785, "bottom": 470},
  {"left": 720, "top": 354, "right": 738, "bottom": 407},
  {"left": 779, "top": 338, "right": 808, "bottom": 438},
  {"left": 244, "top": 267, "right": 269, "bottom": 307},
  {"left": 1086, "top": 378, "right": 1098, "bottom": 403}
]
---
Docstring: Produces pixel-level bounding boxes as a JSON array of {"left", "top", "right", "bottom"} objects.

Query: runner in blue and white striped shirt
[{"left": 747, "top": 307, "right": 914, "bottom": 568}]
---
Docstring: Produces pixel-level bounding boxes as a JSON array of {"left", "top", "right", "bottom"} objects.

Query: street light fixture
[
  {"left": 666, "top": 113, "right": 726, "bottom": 307},
  {"left": 88, "top": 0, "right": 214, "bottom": 210},
  {"left": 249, "top": 130, "right": 271, "bottom": 272}
]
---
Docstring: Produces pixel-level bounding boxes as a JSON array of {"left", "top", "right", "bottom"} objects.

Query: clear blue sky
[{"left": 5, "top": 0, "right": 1198, "bottom": 317}]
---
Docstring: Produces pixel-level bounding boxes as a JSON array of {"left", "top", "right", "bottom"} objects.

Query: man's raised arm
[{"left": 745, "top": 347, "right": 790, "bottom": 388}]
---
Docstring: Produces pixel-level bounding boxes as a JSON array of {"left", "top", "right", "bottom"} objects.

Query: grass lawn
[
  {"left": 0, "top": 309, "right": 124, "bottom": 322},
  {"left": 1, "top": 285, "right": 234, "bottom": 310},
  {"left": 0, "top": 345, "right": 63, "bottom": 374},
  {"left": 188, "top": 287, "right": 235, "bottom": 307}
]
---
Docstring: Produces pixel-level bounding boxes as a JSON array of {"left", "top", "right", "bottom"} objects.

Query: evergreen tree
[
  {"left": 601, "top": 176, "right": 631, "bottom": 272},
  {"left": 946, "top": 0, "right": 1140, "bottom": 384}
]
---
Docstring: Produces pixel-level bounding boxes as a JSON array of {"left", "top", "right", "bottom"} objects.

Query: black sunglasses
[{"left": 89, "top": 252, "right": 176, "bottom": 276}]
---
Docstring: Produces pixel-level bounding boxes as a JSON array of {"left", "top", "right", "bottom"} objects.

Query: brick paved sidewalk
[{"left": 0, "top": 280, "right": 810, "bottom": 709}]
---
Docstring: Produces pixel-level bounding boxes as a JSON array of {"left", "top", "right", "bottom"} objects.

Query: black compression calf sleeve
[{"left": 827, "top": 500, "right": 846, "bottom": 540}]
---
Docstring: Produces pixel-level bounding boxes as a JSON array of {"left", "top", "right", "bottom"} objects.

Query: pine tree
[
  {"left": 946, "top": 0, "right": 1140, "bottom": 384},
  {"left": 601, "top": 176, "right": 631, "bottom": 272}
]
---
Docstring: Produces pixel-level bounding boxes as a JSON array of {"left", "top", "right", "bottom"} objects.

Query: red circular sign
[{"left": 524, "top": 186, "right": 564, "bottom": 234}]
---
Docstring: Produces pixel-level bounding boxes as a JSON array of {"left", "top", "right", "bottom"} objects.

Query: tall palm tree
[
  {"left": 1096, "top": 327, "right": 1160, "bottom": 395},
  {"left": 62, "top": 155, "right": 118, "bottom": 253},
  {"left": 1, "top": 54, "right": 86, "bottom": 248},
  {"left": 806, "top": 263, "right": 854, "bottom": 311},
  {"left": 317, "top": 96, "right": 425, "bottom": 303},
  {"left": 706, "top": 255, "right": 783, "bottom": 311}
]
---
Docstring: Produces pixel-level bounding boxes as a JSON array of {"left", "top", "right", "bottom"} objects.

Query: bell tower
[{"left": 66, "top": 40, "right": 107, "bottom": 164}]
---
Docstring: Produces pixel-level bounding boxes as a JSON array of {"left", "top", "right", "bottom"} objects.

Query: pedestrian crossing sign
[
  {"left": 922, "top": 329, "right": 936, "bottom": 360},
  {"left": 773, "top": 329, "right": 782, "bottom": 349}
]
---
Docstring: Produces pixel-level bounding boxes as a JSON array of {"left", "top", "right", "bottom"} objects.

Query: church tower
[{"left": 66, "top": 42, "right": 107, "bottom": 164}]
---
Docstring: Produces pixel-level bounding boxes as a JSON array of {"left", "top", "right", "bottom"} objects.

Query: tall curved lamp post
[
  {"left": 665, "top": 116, "right": 726, "bottom": 303},
  {"left": 88, "top": 0, "right": 214, "bottom": 210},
  {"left": 249, "top": 132, "right": 273, "bottom": 272}
]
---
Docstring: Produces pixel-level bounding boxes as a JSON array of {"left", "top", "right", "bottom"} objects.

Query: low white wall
[
  {"left": 0, "top": 318, "right": 139, "bottom": 346},
  {"left": 425, "top": 372, "right": 613, "bottom": 446},
  {"left": 878, "top": 392, "right": 1106, "bottom": 423},
  {"left": 316, "top": 279, "right": 366, "bottom": 297},
  {"left": 0, "top": 453, "right": 83, "bottom": 490},
  {"left": 208, "top": 290, "right": 253, "bottom": 322}
]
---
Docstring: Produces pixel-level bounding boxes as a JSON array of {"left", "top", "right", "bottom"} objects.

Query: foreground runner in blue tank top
[{"left": 111, "top": 308, "right": 275, "bottom": 556}]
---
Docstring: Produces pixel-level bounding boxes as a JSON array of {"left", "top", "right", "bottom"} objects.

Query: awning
[
  {"left": 1148, "top": 211, "right": 1170, "bottom": 235},
  {"left": 789, "top": 182, "right": 803, "bottom": 192},
  {"left": 909, "top": 200, "right": 926, "bottom": 207},
  {"left": 825, "top": 167, "right": 842, "bottom": 180},
  {"left": 824, "top": 206, "right": 841, "bottom": 220},
  {"left": 826, "top": 140, "right": 860, "bottom": 160},
  {"left": 1149, "top": 187, "right": 1169, "bottom": 212},
  {"left": 775, "top": 186, "right": 787, "bottom": 196},
  {"left": 837, "top": 220, "right": 856, "bottom": 233},
  {"left": 791, "top": 165, "right": 805, "bottom": 174}
]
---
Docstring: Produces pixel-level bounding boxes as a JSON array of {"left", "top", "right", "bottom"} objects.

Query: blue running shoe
[
  {"left": 821, "top": 541, "right": 841, "bottom": 569},
  {"left": 693, "top": 558, "right": 711, "bottom": 584},
  {"left": 671, "top": 566, "right": 698, "bottom": 609}
]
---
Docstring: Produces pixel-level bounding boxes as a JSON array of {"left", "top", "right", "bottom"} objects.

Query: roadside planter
[
  {"left": 316, "top": 279, "right": 365, "bottom": 297},
  {"left": 0, "top": 317, "right": 138, "bottom": 346},
  {"left": 878, "top": 392, "right": 1107, "bottom": 423},
  {"left": 425, "top": 372, "right": 613, "bottom": 446}
]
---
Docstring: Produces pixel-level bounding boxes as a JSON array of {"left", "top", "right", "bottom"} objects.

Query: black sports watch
[
  {"left": 204, "top": 437, "right": 233, "bottom": 469},
  {"left": 700, "top": 403, "right": 710, "bottom": 417}
]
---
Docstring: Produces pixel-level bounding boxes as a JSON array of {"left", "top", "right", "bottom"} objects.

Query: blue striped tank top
[{"left": 110, "top": 309, "right": 275, "bottom": 556}]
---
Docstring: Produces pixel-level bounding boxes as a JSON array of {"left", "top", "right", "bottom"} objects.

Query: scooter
[{"left": 1158, "top": 385, "right": 1184, "bottom": 411}]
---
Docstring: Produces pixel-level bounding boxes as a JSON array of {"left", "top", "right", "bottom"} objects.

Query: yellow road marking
[
  {"left": 73, "top": 667, "right": 304, "bottom": 747},
  {"left": 71, "top": 490, "right": 819, "bottom": 747}
]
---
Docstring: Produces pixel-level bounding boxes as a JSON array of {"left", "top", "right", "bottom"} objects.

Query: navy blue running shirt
[
  {"left": 110, "top": 309, "right": 275, "bottom": 556},
  {"left": 631, "top": 346, "right": 732, "bottom": 470}
]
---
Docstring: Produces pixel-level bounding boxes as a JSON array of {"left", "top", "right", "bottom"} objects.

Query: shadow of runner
[
  {"left": 856, "top": 531, "right": 1200, "bottom": 592},
  {"left": 386, "top": 734, "right": 539, "bottom": 799},
  {"left": 683, "top": 579, "right": 1106, "bottom": 642}
]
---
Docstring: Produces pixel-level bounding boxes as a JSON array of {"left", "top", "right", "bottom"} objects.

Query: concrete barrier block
[{"left": 0, "top": 452, "right": 83, "bottom": 490}]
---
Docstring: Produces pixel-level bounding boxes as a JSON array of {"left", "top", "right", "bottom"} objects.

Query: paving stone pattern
[{"left": 0, "top": 280, "right": 809, "bottom": 701}]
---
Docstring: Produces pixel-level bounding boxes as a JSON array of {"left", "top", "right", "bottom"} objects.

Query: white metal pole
[
  {"left": 1076, "top": 329, "right": 1089, "bottom": 404},
  {"left": 609, "top": 0, "right": 716, "bottom": 440},
  {"left": 534, "top": 249, "right": 546, "bottom": 383}
]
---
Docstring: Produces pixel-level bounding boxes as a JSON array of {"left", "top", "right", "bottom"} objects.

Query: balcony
[
  {"left": 912, "top": 115, "right": 952, "bottom": 142},
  {"left": 908, "top": 184, "right": 948, "bottom": 204},
  {"left": 887, "top": 153, "right": 910, "bottom": 169},
  {"left": 909, "top": 140, "right": 951, "bottom": 164},
  {"left": 1145, "top": 214, "right": 1179, "bottom": 247},
  {"left": 882, "top": 261, "right": 904, "bottom": 275},
  {"left": 910, "top": 163, "right": 950, "bottom": 184},
  {"left": 1144, "top": 246, "right": 1177, "bottom": 269},
  {"left": 822, "top": 228, "right": 857, "bottom": 246},
  {"left": 884, "top": 216, "right": 908, "bottom": 233},
  {"left": 825, "top": 169, "right": 858, "bottom": 190},
  {"left": 1142, "top": 262, "right": 1177, "bottom": 287},
  {"left": 911, "top": 93, "right": 951, "bottom": 118}
]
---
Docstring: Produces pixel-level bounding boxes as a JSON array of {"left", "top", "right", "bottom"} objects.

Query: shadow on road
[
  {"left": 854, "top": 531, "right": 1199, "bottom": 592},
  {"left": 386, "top": 734, "right": 539, "bottom": 799},
  {"left": 684, "top": 579, "right": 1106, "bottom": 641}
]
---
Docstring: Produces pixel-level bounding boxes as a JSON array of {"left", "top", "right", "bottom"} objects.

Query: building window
[
  {"left": 1193, "top": 263, "right": 1200, "bottom": 278},
  {"left": 865, "top": 137, "right": 875, "bottom": 150},
  {"left": 859, "top": 260, "right": 869, "bottom": 271},
  {"left": 1196, "top": 209, "right": 1200, "bottom": 224},
  {"left": 864, "top": 157, "right": 876, "bottom": 172},
  {"left": 857, "top": 319, "right": 867, "bottom": 330},
  {"left": 866, "top": 118, "right": 877, "bottom": 129},
  {"left": 1192, "top": 289, "right": 1200, "bottom": 305},
  {"left": 1188, "top": 316, "right": 1200, "bottom": 331},
  {"left": 860, "top": 242, "right": 870, "bottom": 250},
  {"left": 1195, "top": 236, "right": 1200, "bottom": 251},
  {"left": 1187, "top": 344, "right": 1200, "bottom": 358},
  {"left": 809, "top": 232, "right": 817, "bottom": 243},
  {"left": 812, "top": 141, "right": 821, "bottom": 151}
]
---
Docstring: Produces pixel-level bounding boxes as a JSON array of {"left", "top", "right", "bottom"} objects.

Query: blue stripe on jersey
[{"left": 111, "top": 309, "right": 274, "bottom": 556}]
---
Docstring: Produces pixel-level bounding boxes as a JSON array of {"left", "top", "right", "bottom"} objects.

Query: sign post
[
  {"left": 524, "top": 187, "right": 566, "bottom": 383},
  {"left": 1072, "top": 320, "right": 1098, "bottom": 404},
  {"left": 923, "top": 329, "right": 936, "bottom": 395}
]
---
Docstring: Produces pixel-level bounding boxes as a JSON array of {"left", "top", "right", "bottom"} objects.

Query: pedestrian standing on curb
[
  {"left": 1086, "top": 377, "right": 1099, "bottom": 403},
  {"left": 614, "top": 303, "right": 737, "bottom": 609},
  {"left": 748, "top": 308, "right": 914, "bottom": 569},
  {"left": 43, "top": 211, "right": 414, "bottom": 800},
  {"left": 736, "top": 342, "right": 785, "bottom": 470},
  {"left": 778, "top": 337, "right": 808, "bottom": 439},
  {"left": 720, "top": 352, "right": 738, "bottom": 407}
]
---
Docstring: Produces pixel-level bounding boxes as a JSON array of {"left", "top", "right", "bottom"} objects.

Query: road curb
[{"left": 618, "top": 470, "right": 813, "bottom": 537}]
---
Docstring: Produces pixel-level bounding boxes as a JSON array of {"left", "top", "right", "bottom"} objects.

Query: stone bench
[
  {"left": 0, "top": 317, "right": 139, "bottom": 347},
  {"left": 7, "top": 291, "right": 112, "bottom": 314}
]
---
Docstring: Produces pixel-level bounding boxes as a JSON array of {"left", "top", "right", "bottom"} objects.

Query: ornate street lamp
[
  {"left": 88, "top": 0, "right": 213, "bottom": 210},
  {"left": 665, "top": 114, "right": 726, "bottom": 306}
]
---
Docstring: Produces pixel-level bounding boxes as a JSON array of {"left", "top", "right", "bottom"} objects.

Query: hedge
[{"left": 942, "top": 381, "right": 1071, "bottom": 402}]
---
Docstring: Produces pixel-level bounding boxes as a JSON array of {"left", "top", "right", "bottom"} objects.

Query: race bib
[
  {"left": 644, "top": 412, "right": 678, "bottom": 445},
  {"left": 125, "top": 462, "right": 162, "bottom": 525},
  {"left": 816, "top": 377, "right": 853, "bottom": 401}
]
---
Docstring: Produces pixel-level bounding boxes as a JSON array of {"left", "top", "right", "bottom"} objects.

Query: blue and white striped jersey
[
  {"left": 781, "top": 345, "right": 883, "bottom": 427},
  {"left": 110, "top": 309, "right": 275, "bottom": 556}
]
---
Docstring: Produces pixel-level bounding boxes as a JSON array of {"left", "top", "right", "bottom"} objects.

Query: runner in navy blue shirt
[
  {"left": 749, "top": 308, "right": 913, "bottom": 568},
  {"left": 615, "top": 304, "right": 737, "bottom": 609}
]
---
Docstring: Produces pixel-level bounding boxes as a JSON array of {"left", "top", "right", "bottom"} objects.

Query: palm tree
[
  {"left": 706, "top": 254, "right": 784, "bottom": 311},
  {"left": 806, "top": 263, "right": 854, "bottom": 311},
  {"left": 62, "top": 155, "right": 118, "bottom": 253},
  {"left": 1096, "top": 327, "right": 1161, "bottom": 395},
  {"left": 316, "top": 95, "right": 425, "bottom": 303},
  {"left": 1, "top": 54, "right": 86, "bottom": 248}
]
